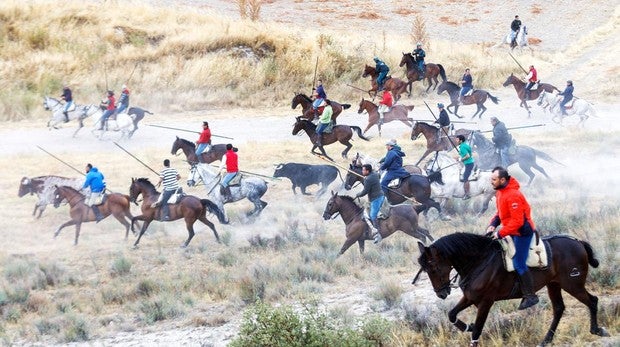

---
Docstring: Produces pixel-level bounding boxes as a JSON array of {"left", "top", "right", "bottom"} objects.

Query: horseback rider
[
  {"left": 315, "top": 99, "right": 333, "bottom": 147},
  {"left": 311, "top": 79, "right": 327, "bottom": 118},
  {"left": 459, "top": 68, "right": 473, "bottom": 105},
  {"left": 491, "top": 117, "right": 513, "bottom": 168},
  {"left": 487, "top": 166, "right": 539, "bottom": 310},
  {"left": 558, "top": 80, "right": 574, "bottom": 116},
  {"left": 219, "top": 143, "right": 239, "bottom": 201},
  {"left": 434, "top": 103, "right": 451, "bottom": 144},
  {"left": 411, "top": 43, "right": 426, "bottom": 80},
  {"left": 195, "top": 121, "right": 212, "bottom": 163},
  {"left": 456, "top": 135, "right": 474, "bottom": 200},
  {"left": 151, "top": 159, "right": 180, "bottom": 221},
  {"left": 115, "top": 84, "right": 130, "bottom": 115},
  {"left": 379, "top": 139, "right": 409, "bottom": 196},
  {"left": 510, "top": 15, "right": 522, "bottom": 46},
  {"left": 60, "top": 85, "right": 73, "bottom": 123},
  {"left": 378, "top": 89, "right": 393, "bottom": 125},
  {"left": 82, "top": 163, "right": 105, "bottom": 222},
  {"left": 524, "top": 65, "right": 537, "bottom": 100},
  {"left": 98, "top": 90, "right": 116, "bottom": 130},
  {"left": 355, "top": 164, "right": 385, "bottom": 243},
  {"left": 373, "top": 57, "right": 390, "bottom": 91}
]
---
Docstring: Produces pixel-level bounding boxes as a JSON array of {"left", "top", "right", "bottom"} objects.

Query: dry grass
[{"left": 531, "top": 4, "right": 543, "bottom": 15}]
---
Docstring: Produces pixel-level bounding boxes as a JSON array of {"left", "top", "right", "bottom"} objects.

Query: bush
[
  {"left": 138, "top": 294, "right": 184, "bottom": 324},
  {"left": 373, "top": 280, "right": 404, "bottom": 309},
  {"left": 136, "top": 278, "right": 159, "bottom": 297},
  {"left": 62, "top": 314, "right": 90, "bottom": 342},
  {"left": 109, "top": 254, "right": 132, "bottom": 277}
]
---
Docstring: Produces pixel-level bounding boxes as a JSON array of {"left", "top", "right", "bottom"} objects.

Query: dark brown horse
[
  {"left": 410, "top": 121, "right": 460, "bottom": 166},
  {"left": 362, "top": 65, "right": 409, "bottom": 101},
  {"left": 342, "top": 160, "right": 441, "bottom": 216},
  {"left": 292, "top": 117, "right": 369, "bottom": 161},
  {"left": 52, "top": 186, "right": 134, "bottom": 245},
  {"left": 437, "top": 81, "right": 500, "bottom": 119},
  {"left": 399, "top": 53, "right": 447, "bottom": 95},
  {"left": 171, "top": 137, "right": 227, "bottom": 164},
  {"left": 502, "top": 74, "right": 559, "bottom": 117},
  {"left": 357, "top": 98, "right": 413, "bottom": 136},
  {"left": 129, "top": 178, "right": 226, "bottom": 248},
  {"left": 416, "top": 232, "right": 609, "bottom": 347},
  {"left": 291, "top": 93, "right": 351, "bottom": 123},
  {"left": 323, "top": 192, "right": 433, "bottom": 255}
]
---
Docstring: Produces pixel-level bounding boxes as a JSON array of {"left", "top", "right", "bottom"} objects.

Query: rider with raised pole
[{"left": 524, "top": 65, "right": 537, "bottom": 100}]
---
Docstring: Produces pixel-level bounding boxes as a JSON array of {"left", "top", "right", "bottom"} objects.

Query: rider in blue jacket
[
  {"left": 373, "top": 57, "right": 390, "bottom": 91},
  {"left": 558, "top": 80, "right": 574, "bottom": 116},
  {"left": 379, "top": 139, "right": 410, "bottom": 195},
  {"left": 82, "top": 164, "right": 106, "bottom": 222}
]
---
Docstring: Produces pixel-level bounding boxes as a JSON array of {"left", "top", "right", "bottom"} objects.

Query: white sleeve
[
  {"left": 526, "top": 71, "right": 533, "bottom": 80},
  {"left": 219, "top": 155, "right": 227, "bottom": 171}
]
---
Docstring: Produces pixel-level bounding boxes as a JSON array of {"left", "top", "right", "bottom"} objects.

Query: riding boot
[
  {"left": 372, "top": 219, "right": 383, "bottom": 244},
  {"left": 161, "top": 204, "right": 170, "bottom": 221},
  {"left": 525, "top": 90, "right": 530, "bottom": 100},
  {"left": 220, "top": 185, "right": 232, "bottom": 201},
  {"left": 63, "top": 111, "right": 69, "bottom": 123},
  {"left": 315, "top": 135, "right": 322, "bottom": 147},
  {"left": 92, "top": 205, "right": 103, "bottom": 223},
  {"left": 463, "top": 181, "right": 471, "bottom": 200},
  {"left": 517, "top": 271, "right": 539, "bottom": 310}
]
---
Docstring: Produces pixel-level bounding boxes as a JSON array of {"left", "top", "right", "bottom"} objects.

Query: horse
[
  {"left": 171, "top": 137, "right": 227, "bottom": 164},
  {"left": 291, "top": 93, "right": 351, "bottom": 123},
  {"left": 494, "top": 25, "right": 531, "bottom": 51},
  {"left": 537, "top": 90, "right": 596, "bottom": 127},
  {"left": 128, "top": 178, "right": 225, "bottom": 248},
  {"left": 44, "top": 97, "right": 100, "bottom": 137},
  {"left": 342, "top": 160, "right": 441, "bottom": 216},
  {"left": 52, "top": 185, "right": 134, "bottom": 245},
  {"left": 415, "top": 232, "right": 609, "bottom": 347},
  {"left": 437, "top": 81, "right": 499, "bottom": 119},
  {"left": 502, "top": 74, "right": 559, "bottom": 117},
  {"left": 362, "top": 65, "right": 409, "bottom": 101},
  {"left": 399, "top": 53, "right": 447, "bottom": 95},
  {"left": 186, "top": 163, "right": 268, "bottom": 222},
  {"left": 424, "top": 152, "right": 495, "bottom": 216},
  {"left": 322, "top": 192, "right": 433, "bottom": 255},
  {"left": 357, "top": 98, "right": 413, "bottom": 136},
  {"left": 469, "top": 131, "right": 563, "bottom": 185},
  {"left": 292, "top": 117, "right": 370, "bottom": 161},
  {"left": 91, "top": 106, "right": 153, "bottom": 139},
  {"left": 410, "top": 121, "right": 461, "bottom": 166}
]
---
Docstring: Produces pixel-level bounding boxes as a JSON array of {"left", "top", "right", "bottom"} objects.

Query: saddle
[
  {"left": 228, "top": 173, "right": 243, "bottom": 186},
  {"left": 460, "top": 167, "right": 481, "bottom": 182},
  {"left": 499, "top": 233, "right": 549, "bottom": 272},
  {"left": 66, "top": 104, "right": 76, "bottom": 112},
  {"left": 168, "top": 188, "right": 185, "bottom": 204},
  {"left": 321, "top": 122, "right": 334, "bottom": 134},
  {"left": 564, "top": 99, "right": 575, "bottom": 109},
  {"left": 377, "top": 198, "right": 391, "bottom": 219},
  {"left": 387, "top": 175, "right": 410, "bottom": 188},
  {"left": 92, "top": 194, "right": 106, "bottom": 206},
  {"left": 464, "top": 89, "right": 474, "bottom": 97}
]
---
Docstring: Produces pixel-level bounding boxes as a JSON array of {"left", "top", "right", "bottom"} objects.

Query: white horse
[
  {"left": 90, "top": 106, "right": 152, "bottom": 140},
  {"left": 43, "top": 96, "right": 99, "bottom": 137},
  {"left": 494, "top": 25, "right": 531, "bottom": 51},
  {"left": 186, "top": 163, "right": 268, "bottom": 223},
  {"left": 424, "top": 152, "right": 495, "bottom": 216},
  {"left": 536, "top": 90, "right": 596, "bottom": 127}
]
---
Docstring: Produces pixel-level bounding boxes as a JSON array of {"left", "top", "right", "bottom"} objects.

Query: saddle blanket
[
  {"left": 228, "top": 173, "right": 243, "bottom": 186},
  {"left": 168, "top": 189, "right": 185, "bottom": 204},
  {"left": 464, "top": 89, "right": 474, "bottom": 97},
  {"left": 500, "top": 234, "right": 548, "bottom": 272}
]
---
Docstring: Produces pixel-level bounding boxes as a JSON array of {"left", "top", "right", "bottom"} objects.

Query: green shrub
[
  {"left": 138, "top": 294, "right": 184, "bottom": 324},
  {"left": 62, "top": 314, "right": 90, "bottom": 342},
  {"left": 109, "top": 254, "right": 132, "bottom": 277},
  {"left": 136, "top": 278, "right": 159, "bottom": 297},
  {"left": 372, "top": 280, "right": 404, "bottom": 308},
  {"left": 35, "top": 318, "right": 61, "bottom": 335},
  {"left": 216, "top": 251, "right": 237, "bottom": 267}
]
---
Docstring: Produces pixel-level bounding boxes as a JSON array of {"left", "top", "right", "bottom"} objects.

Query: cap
[
  {"left": 202, "top": 121, "right": 209, "bottom": 126},
  {"left": 437, "top": 103, "right": 444, "bottom": 108},
  {"left": 385, "top": 139, "right": 397, "bottom": 146},
  {"left": 567, "top": 80, "right": 573, "bottom": 84}
]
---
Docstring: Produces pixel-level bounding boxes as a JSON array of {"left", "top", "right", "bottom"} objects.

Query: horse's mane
[
  {"left": 431, "top": 232, "right": 497, "bottom": 261},
  {"left": 178, "top": 137, "right": 196, "bottom": 149},
  {"left": 296, "top": 93, "right": 312, "bottom": 103},
  {"left": 136, "top": 177, "right": 158, "bottom": 193},
  {"left": 444, "top": 81, "right": 459, "bottom": 89},
  {"left": 336, "top": 194, "right": 364, "bottom": 212},
  {"left": 57, "top": 185, "right": 82, "bottom": 195}
]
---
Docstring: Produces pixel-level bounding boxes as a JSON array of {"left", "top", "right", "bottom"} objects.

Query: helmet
[{"left": 437, "top": 103, "right": 444, "bottom": 108}]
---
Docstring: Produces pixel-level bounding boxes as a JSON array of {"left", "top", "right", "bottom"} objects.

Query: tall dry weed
[{"left": 410, "top": 14, "right": 429, "bottom": 48}]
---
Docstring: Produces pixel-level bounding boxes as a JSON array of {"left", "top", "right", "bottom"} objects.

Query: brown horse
[
  {"left": 322, "top": 192, "right": 433, "bottom": 255},
  {"left": 399, "top": 53, "right": 447, "bottom": 95},
  {"left": 129, "top": 178, "right": 226, "bottom": 248},
  {"left": 362, "top": 65, "right": 409, "bottom": 101},
  {"left": 171, "top": 137, "right": 227, "bottom": 164},
  {"left": 410, "top": 121, "right": 460, "bottom": 166},
  {"left": 52, "top": 186, "right": 134, "bottom": 245},
  {"left": 291, "top": 93, "right": 351, "bottom": 123},
  {"left": 502, "top": 74, "right": 559, "bottom": 117},
  {"left": 292, "top": 117, "right": 369, "bottom": 161},
  {"left": 416, "top": 232, "right": 609, "bottom": 347},
  {"left": 437, "top": 81, "right": 500, "bottom": 119},
  {"left": 357, "top": 98, "right": 413, "bottom": 136}
]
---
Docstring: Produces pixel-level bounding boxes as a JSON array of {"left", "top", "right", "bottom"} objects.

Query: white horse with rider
[
  {"left": 90, "top": 105, "right": 152, "bottom": 140},
  {"left": 43, "top": 96, "right": 99, "bottom": 137},
  {"left": 494, "top": 25, "right": 531, "bottom": 52},
  {"left": 536, "top": 90, "right": 596, "bottom": 127}
]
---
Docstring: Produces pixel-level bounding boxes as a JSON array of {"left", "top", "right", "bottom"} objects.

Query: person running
[
  {"left": 195, "top": 121, "right": 212, "bottom": 163},
  {"left": 456, "top": 134, "right": 474, "bottom": 200},
  {"left": 151, "top": 159, "right": 180, "bottom": 221}
]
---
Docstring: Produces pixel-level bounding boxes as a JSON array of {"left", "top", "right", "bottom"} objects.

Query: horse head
[
  {"left": 411, "top": 122, "right": 422, "bottom": 140},
  {"left": 437, "top": 81, "right": 448, "bottom": 95},
  {"left": 357, "top": 98, "right": 368, "bottom": 114},
  {"left": 417, "top": 242, "right": 452, "bottom": 299},
  {"left": 171, "top": 136, "right": 183, "bottom": 156},
  {"left": 399, "top": 52, "right": 408, "bottom": 67},
  {"left": 186, "top": 165, "right": 201, "bottom": 187},
  {"left": 322, "top": 191, "right": 341, "bottom": 219},
  {"left": 292, "top": 116, "right": 306, "bottom": 135},
  {"left": 343, "top": 164, "right": 362, "bottom": 190},
  {"left": 502, "top": 74, "right": 516, "bottom": 87},
  {"left": 362, "top": 65, "right": 375, "bottom": 78},
  {"left": 536, "top": 90, "right": 546, "bottom": 106},
  {"left": 52, "top": 185, "right": 65, "bottom": 208}
]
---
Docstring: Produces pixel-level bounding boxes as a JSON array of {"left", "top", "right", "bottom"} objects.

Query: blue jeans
[
  {"left": 512, "top": 233, "right": 533, "bottom": 275},
  {"left": 381, "top": 172, "right": 405, "bottom": 195},
  {"left": 63, "top": 101, "right": 73, "bottom": 113},
  {"left": 460, "top": 86, "right": 471, "bottom": 97},
  {"left": 312, "top": 98, "right": 324, "bottom": 110},
  {"left": 377, "top": 71, "right": 388, "bottom": 88},
  {"left": 499, "top": 147, "right": 510, "bottom": 168},
  {"left": 195, "top": 143, "right": 210, "bottom": 160},
  {"left": 116, "top": 103, "right": 128, "bottom": 115},
  {"left": 221, "top": 172, "right": 238, "bottom": 188},
  {"left": 417, "top": 61, "right": 424, "bottom": 74},
  {"left": 560, "top": 97, "right": 572, "bottom": 114},
  {"left": 316, "top": 122, "right": 329, "bottom": 135},
  {"left": 369, "top": 196, "right": 385, "bottom": 222}
]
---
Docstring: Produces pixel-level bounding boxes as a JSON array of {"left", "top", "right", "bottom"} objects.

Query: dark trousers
[{"left": 160, "top": 189, "right": 175, "bottom": 217}]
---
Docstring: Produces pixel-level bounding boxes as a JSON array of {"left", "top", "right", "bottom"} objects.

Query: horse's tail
[
  {"left": 532, "top": 149, "right": 565, "bottom": 167},
  {"left": 350, "top": 126, "right": 371, "bottom": 141},
  {"left": 143, "top": 109, "right": 153, "bottom": 115},
  {"left": 437, "top": 64, "right": 447, "bottom": 82},
  {"left": 580, "top": 240, "right": 599, "bottom": 268},
  {"left": 486, "top": 92, "right": 500, "bottom": 104},
  {"left": 201, "top": 198, "right": 228, "bottom": 224},
  {"left": 341, "top": 104, "right": 351, "bottom": 110}
]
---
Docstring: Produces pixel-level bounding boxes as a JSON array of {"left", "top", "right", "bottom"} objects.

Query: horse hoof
[
  {"left": 594, "top": 327, "right": 609, "bottom": 337},
  {"left": 132, "top": 244, "right": 139, "bottom": 250}
]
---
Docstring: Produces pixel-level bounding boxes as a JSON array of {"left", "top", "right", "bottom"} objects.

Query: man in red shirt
[
  {"left": 378, "top": 89, "right": 393, "bottom": 125},
  {"left": 99, "top": 90, "right": 116, "bottom": 130},
  {"left": 219, "top": 144, "right": 238, "bottom": 201},
  {"left": 487, "top": 166, "right": 539, "bottom": 310},
  {"left": 195, "top": 121, "right": 212, "bottom": 163},
  {"left": 524, "top": 65, "right": 537, "bottom": 100}
]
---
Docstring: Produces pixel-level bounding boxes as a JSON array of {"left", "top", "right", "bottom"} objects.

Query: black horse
[
  {"left": 416, "top": 232, "right": 609, "bottom": 347},
  {"left": 343, "top": 162, "right": 441, "bottom": 216},
  {"left": 436, "top": 81, "right": 499, "bottom": 119},
  {"left": 469, "top": 131, "right": 563, "bottom": 185}
]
